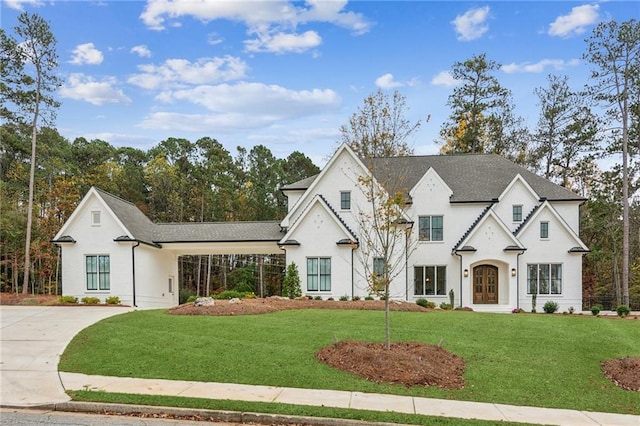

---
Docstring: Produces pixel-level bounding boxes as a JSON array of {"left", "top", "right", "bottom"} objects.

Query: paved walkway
[
  {"left": 2, "top": 306, "right": 639, "bottom": 425},
  {"left": 59, "top": 372, "right": 639, "bottom": 426}
]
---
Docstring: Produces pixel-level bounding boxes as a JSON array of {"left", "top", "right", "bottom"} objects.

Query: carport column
[{"left": 132, "top": 241, "right": 140, "bottom": 307}]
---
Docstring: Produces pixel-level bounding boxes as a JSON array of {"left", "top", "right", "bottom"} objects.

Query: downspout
[
  {"left": 405, "top": 232, "right": 409, "bottom": 300},
  {"left": 516, "top": 250, "right": 523, "bottom": 310},
  {"left": 351, "top": 245, "right": 355, "bottom": 299},
  {"left": 279, "top": 246, "right": 286, "bottom": 297},
  {"left": 455, "top": 251, "right": 463, "bottom": 308},
  {"left": 132, "top": 241, "right": 140, "bottom": 308}
]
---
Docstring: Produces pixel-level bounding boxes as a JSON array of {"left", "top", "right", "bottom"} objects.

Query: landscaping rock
[{"left": 194, "top": 297, "right": 214, "bottom": 307}]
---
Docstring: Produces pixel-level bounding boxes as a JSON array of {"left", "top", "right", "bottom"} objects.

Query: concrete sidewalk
[{"left": 60, "top": 372, "right": 640, "bottom": 426}]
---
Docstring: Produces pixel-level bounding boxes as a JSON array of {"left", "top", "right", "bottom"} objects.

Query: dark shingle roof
[
  {"left": 280, "top": 174, "right": 318, "bottom": 191},
  {"left": 153, "top": 221, "right": 283, "bottom": 242},
  {"left": 94, "top": 188, "right": 283, "bottom": 245},
  {"left": 370, "top": 154, "right": 585, "bottom": 203},
  {"left": 94, "top": 188, "right": 156, "bottom": 244}
]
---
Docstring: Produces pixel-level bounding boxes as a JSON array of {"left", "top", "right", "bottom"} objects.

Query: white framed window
[
  {"left": 513, "top": 205, "right": 523, "bottom": 222},
  {"left": 307, "top": 257, "right": 331, "bottom": 292},
  {"left": 340, "top": 191, "right": 351, "bottom": 210},
  {"left": 540, "top": 221, "right": 549, "bottom": 239},
  {"left": 86, "top": 255, "right": 110, "bottom": 291},
  {"left": 414, "top": 266, "right": 446, "bottom": 296},
  {"left": 418, "top": 216, "right": 443, "bottom": 241},
  {"left": 168, "top": 276, "right": 174, "bottom": 294},
  {"left": 91, "top": 211, "right": 101, "bottom": 226},
  {"left": 527, "top": 264, "right": 562, "bottom": 294}
]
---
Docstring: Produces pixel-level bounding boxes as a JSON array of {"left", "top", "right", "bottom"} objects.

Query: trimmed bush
[
  {"left": 439, "top": 302, "right": 453, "bottom": 310},
  {"left": 339, "top": 295, "right": 349, "bottom": 301},
  {"left": 543, "top": 300, "right": 559, "bottom": 314},
  {"left": 105, "top": 296, "right": 121, "bottom": 305},
  {"left": 59, "top": 295, "right": 78, "bottom": 304},
  {"left": 364, "top": 296, "right": 374, "bottom": 301},
  {"left": 616, "top": 305, "right": 630, "bottom": 318},
  {"left": 591, "top": 304, "right": 602, "bottom": 316},
  {"left": 81, "top": 296, "right": 101, "bottom": 305},
  {"left": 214, "top": 290, "right": 246, "bottom": 300},
  {"left": 352, "top": 295, "right": 361, "bottom": 301},
  {"left": 416, "top": 298, "right": 436, "bottom": 309},
  {"left": 313, "top": 296, "right": 322, "bottom": 300}
]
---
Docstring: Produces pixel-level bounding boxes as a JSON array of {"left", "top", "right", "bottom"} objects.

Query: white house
[
  {"left": 279, "top": 144, "right": 589, "bottom": 312},
  {"left": 54, "top": 144, "right": 589, "bottom": 311}
]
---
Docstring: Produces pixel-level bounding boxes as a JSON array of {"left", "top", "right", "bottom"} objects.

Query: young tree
[
  {"left": 342, "top": 91, "right": 420, "bottom": 349},
  {"left": 439, "top": 53, "right": 513, "bottom": 155},
  {"left": 584, "top": 19, "right": 639, "bottom": 306},
  {"left": 1, "top": 12, "right": 61, "bottom": 293},
  {"left": 339, "top": 89, "right": 420, "bottom": 158},
  {"left": 282, "top": 262, "right": 302, "bottom": 299}
]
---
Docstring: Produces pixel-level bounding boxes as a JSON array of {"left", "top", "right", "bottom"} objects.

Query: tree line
[{"left": 1, "top": 12, "right": 638, "bottom": 307}]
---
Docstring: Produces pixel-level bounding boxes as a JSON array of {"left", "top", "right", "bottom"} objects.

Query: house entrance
[{"left": 473, "top": 265, "right": 498, "bottom": 304}]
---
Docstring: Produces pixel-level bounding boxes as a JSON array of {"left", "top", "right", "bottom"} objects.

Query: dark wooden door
[{"left": 473, "top": 265, "right": 498, "bottom": 304}]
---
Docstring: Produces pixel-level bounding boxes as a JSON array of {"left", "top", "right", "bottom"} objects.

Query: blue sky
[{"left": 2, "top": 0, "right": 638, "bottom": 165}]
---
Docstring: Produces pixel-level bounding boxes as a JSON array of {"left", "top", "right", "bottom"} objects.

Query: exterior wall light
[
  {"left": 511, "top": 268, "right": 517, "bottom": 277},
  {"left": 463, "top": 269, "right": 469, "bottom": 277}
]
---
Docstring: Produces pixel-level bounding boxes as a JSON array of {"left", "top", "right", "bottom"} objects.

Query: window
[
  {"left": 372, "top": 257, "right": 386, "bottom": 292},
  {"left": 307, "top": 257, "right": 331, "bottom": 292},
  {"left": 168, "top": 276, "right": 174, "bottom": 294},
  {"left": 418, "top": 216, "right": 443, "bottom": 241},
  {"left": 340, "top": 191, "right": 351, "bottom": 210},
  {"left": 91, "top": 211, "right": 101, "bottom": 226},
  {"left": 540, "top": 221, "right": 549, "bottom": 239},
  {"left": 527, "top": 264, "right": 562, "bottom": 294},
  {"left": 512, "top": 205, "right": 523, "bottom": 222},
  {"left": 414, "top": 266, "right": 446, "bottom": 296},
  {"left": 86, "top": 255, "right": 110, "bottom": 291}
]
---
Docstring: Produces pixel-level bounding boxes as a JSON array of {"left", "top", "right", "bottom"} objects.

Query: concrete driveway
[{"left": 0, "top": 306, "right": 131, "bottom": 407}]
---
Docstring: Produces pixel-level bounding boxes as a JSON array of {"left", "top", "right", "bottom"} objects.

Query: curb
[{"left": 46, "top": 401, "right": 409, "bottom": 426}]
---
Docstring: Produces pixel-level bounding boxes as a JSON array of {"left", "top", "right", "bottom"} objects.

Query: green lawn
[{"left": 60, "top": 309, "right": 640, "bottom": 415}]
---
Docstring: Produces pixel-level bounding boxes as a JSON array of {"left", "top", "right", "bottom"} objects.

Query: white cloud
[
  {"left": 131, "top": 45, "right": 152, "bottom": 58},
  {"left": 159, "top": 82, "right": 340, "bottom": 117},
  {"left": 375, "top": 73, "right": 403, "bottom": 89},
  {"left": 127, "top": 56, "right": 248, "bottom": 89},
  {"left": 245, "top": 30, "right": 322, "bottom": 54},
  {"left": 431, "top": 71, "right": 459, "bottom": 87},
  {"left": 144, "top": 82, "right": 340, "bottom": 133},
  {"left": 501, "top": 58, "right": 581, "bottom": 74},
  {"left": 548, "top": 4, "right": 599, "bottom": 38},
  {"left": 59, "top": 73, "right": 131, "bottom": 105},
  {"left": 140, "top": 0, "right": 371, "bottom": 32},
  {"left": 452, "top": 6, "right": 490, "bottom": 41},
  {"left": 69, "top": 43, "right": 104, "bottom": 65},
  {"left": 4, "top": 0, "right": 43, "bottom": 10}
]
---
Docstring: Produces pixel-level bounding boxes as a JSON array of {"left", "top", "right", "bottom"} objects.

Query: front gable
[
  {"left": 279, "top": 195, "right": 357, "bottom": 247},
  {"left": 516, "top": 201, "right": 589, "bottom": 254},
  {"left": 280, "top": 144, "right": 370, "bottom": 229},
  {"left": 53, "top": 187, "right": 131, "bottom": 242},
  {"left": 494, "top": 174, "right": 540, "bottom": 233},
  {"left": 409, "top": 167, "right": 453, "bottom": 211},
  {"left": 459, "top": 210, "right": 524, "bottom": 254}
]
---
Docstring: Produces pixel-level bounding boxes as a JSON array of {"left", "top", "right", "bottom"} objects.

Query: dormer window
[
  {"left": 91, "top": 211, "right": 101, "bottom": 226},
  {"left": 340, "top": 191, "right": 351, "bottom": 210},
  {"left": 512, "top": 205, "right": 522, "bottom": 223}
]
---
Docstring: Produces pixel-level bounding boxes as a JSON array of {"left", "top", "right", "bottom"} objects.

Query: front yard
[{"left": 60, "top": 307, "right": 640, "bottom": 416}]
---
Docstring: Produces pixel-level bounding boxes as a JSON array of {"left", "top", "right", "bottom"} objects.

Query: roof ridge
[{"left": 93, "top": 187, "right": 139, "bottom": 208}]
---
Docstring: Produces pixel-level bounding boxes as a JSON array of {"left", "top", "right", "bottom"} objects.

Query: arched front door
[{"left": 473, "top": 265, "right": 498, "bottom": 304}]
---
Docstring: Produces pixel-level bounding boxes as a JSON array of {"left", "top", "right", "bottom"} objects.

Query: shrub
[
  {"left": 616, "top": 305, "right": 630, "bottom": 318},
  {"left": 543, "top": 301, "right": 559, "bottom": 314},
  {"left": 59, "top": 295, "right": 78, "bottom": 304},
  {"left": 179, "top": 288, "right": 195, "bottom": 304},
  {"left": 282, "top": 262, "right": 302, "bottom": 299},
  {"left": 214, "top": 290, "right": 246, "bottom": 300},
  {"left": 455, "top": 306, "right": 474, "bottom": 311},
  {"left": 439, "top": 302, "right": 453, "bottom": 310},
  {"left": 416, "top": 298, "right": 436, "bottom": 309},
  {"left": 186, "top": 295, "right": 198, "bottom": 303},
  {"left": 327, "top": 297, "right": 334, "bottom": 301},
  {"left": 591, "top": 304, "right": 602, "bottom": 316},
  {"left": 105, "top": 296, "right": 120, "bottom": 305},
  {"left": 352, "top": 295, "right": 361, "bottom": 301},
  {"left": 512, "top": 308, "right": 524, "bottom": 313},
  {"left": 81, "top": 296, "right": 101, "bottom": 305},
  {"left": 339, "top": 295, "right": 349, "bottom": 301},
  {"left": 568, "top": 306, "right": 575, "bottom": 314},
  {"left": 314, "top": 296, "right": 322, "bottom": 300},
  {"left": 364, "top": 296, "right": 374, "bottom": 301}
]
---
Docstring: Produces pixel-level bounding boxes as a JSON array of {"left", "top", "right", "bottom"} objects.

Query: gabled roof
[
  {"left": 279, "top": 194, "right": 358, "bottom": 245},
  {"left": 454, "top": 207, "right": 525, "bottom": 252},
  {"left": 370, "top": 154, "right": 585, "bottom": 203},
  {"left": 280, "top": 174, "right": 319, "bottom": 191},
  {"left": 94, "top": 188, "right": 156, "bottom": 245}
]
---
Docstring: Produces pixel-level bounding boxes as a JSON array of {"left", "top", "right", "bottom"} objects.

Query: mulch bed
[{"left": 601, "top": 357, "right": 640, "bottom": 392}]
